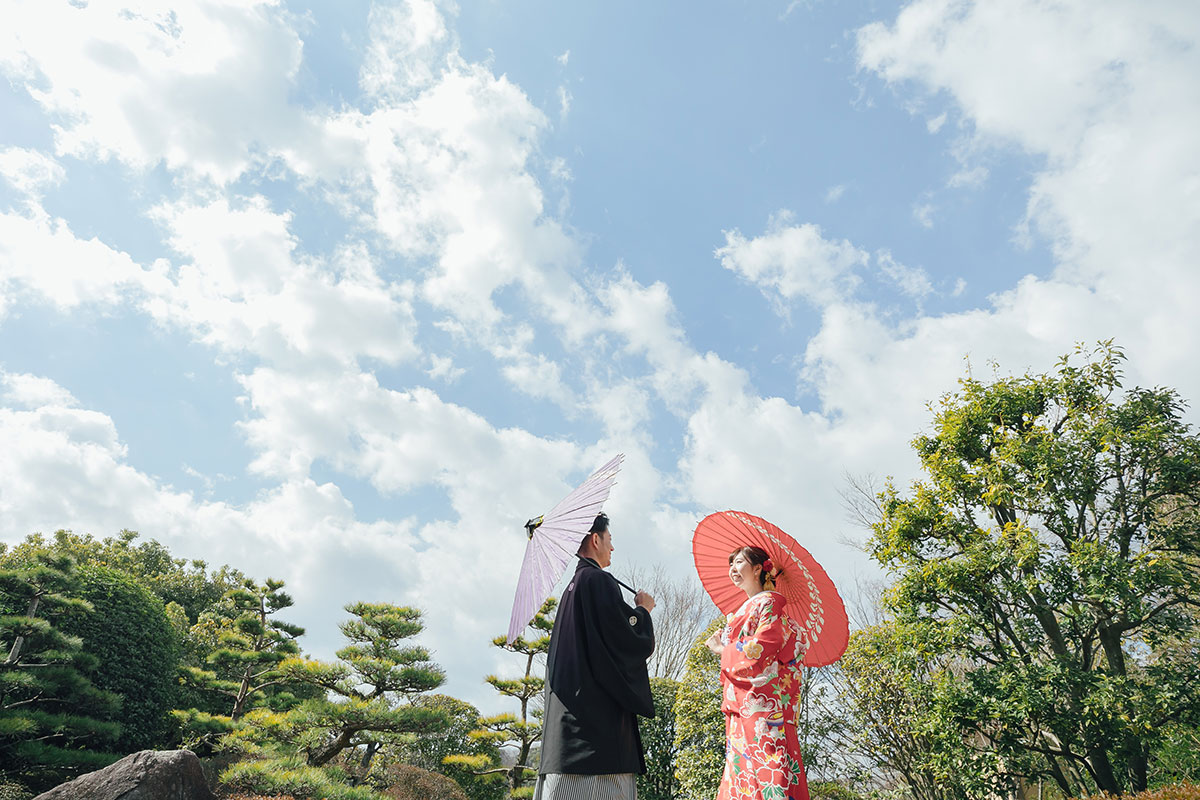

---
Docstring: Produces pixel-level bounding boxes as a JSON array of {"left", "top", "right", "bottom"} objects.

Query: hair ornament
[{"left": 762, "top": 558, "right": 774, "bottom": 575}]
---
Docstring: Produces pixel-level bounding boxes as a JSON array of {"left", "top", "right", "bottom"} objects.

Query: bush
[
  {"left": 1076, "top": 786, "right": 1200, "bottom": 800},
  {"left": 379, "top": 764, "right": 467, "bottom": 800},
  {"left": 59, "top": 565, "right": 180, "bottom": 752},
  {"left": 220, "top": 758, "right": 383, "bottom": 800},
  {"left": 810, "top": 781, "right": 869, "bottom": 799}
]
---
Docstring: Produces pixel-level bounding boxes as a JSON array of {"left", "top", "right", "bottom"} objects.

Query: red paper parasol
[{"left": 692, "top": 510, "right": 848, "bottom": 667}]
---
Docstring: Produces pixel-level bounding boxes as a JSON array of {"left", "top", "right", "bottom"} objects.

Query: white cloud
[
  {"left": 0, "top": 199, "right": 153, "bottom": 316},
  {"left": 912, "top": 200, "right": 935, "bottom": 228},
  {"left": 876, "top": 249, "right": 933, "bottom": 299},
  {"left": 854, "top": 0, "right": 1200, "bottom": 408},
  {"left": 0, "top": 147, "right": 65, "bottom": 199},
  {"left": 558, "top": 85, "right": 573, "bottom": 119},
  {"left": 716, "top": 213, "right": 869, "bottom": 307},
  {"left": 144, "top": 197, "right": 419, "bottom": 368},
  {"left": 0, "top": 0, "right": 310, "bottom": 184},
  {"left": 824, "top": 184, "right": 846, "bottom": 204},
  {"left": 309, "top": 60, "right": 576, "bottom": 339},
  {"left": 947, "top": 164, "right": 988, "bottom": 188},
  {"left": 926, "top": 111, "right": 947, "bottom": 133},
  {"left": 557, "top": 50, "right": 570, "bottom": 66},
  {"left": 1, "top": 371, "right": 78, "bottom": 409},
  {"left": 359, "top": 0, "right": 451, "bottom": 101},
  {"left": 426, "top": 354, "right": 466, "bottom": 383}
]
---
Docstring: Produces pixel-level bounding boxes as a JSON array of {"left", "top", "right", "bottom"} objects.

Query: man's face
[{"left": 594, "top": 529, "right": 614, "bottom": 568}]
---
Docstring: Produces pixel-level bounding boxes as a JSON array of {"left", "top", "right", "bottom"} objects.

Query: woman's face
[{"left": 729, "top": 552, "right": 762, "bottom": 593}]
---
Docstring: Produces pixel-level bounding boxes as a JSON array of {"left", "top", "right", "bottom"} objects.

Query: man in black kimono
[{"left": 535, "top": 513, "right": 656, "bottom": 800}]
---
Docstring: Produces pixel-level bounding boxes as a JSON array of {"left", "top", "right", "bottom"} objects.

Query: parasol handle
[{"left": 612, "top": 576, "right": 636, "bottom": 594}]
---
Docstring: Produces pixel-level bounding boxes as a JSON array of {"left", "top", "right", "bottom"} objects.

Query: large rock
[{"left": 34, "top": 750, "right": 216, "bottom": 800}]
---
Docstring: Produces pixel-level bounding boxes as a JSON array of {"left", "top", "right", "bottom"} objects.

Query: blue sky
[{"left": 2, "top": 0, "right": 1198, "bottom": 711}]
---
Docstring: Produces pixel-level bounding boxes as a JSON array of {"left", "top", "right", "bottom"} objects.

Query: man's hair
[{"left": 578, "top": 514, "right": 609, "bottom": 555}]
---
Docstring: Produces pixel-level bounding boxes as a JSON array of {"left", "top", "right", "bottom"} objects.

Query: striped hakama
[{"left": 533, "top": 773, "right": 637, "bottom": 800}]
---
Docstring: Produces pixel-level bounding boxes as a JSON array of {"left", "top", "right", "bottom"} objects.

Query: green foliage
[
  {"left": 221, "top": 757, "right": 384, "bottom": 800},
  {"left": 870, "top": 343, "right": 1200, "bottom": 796},
  {"left": 188, "top": 578, "right": 304, "bottom": 720},
  {"left": 171, "top": 707, "right": 238, "bottom": 753},
  {"left": 836, "top": 620, "right": 1004, "bottom": 800},
  {"left": 0, "top": 551, "right": 122, "bottom": 792},
  {"left": 0, "top": 781, "right": 33, "bottom": 800},
  {"left": 673, "top": 617, "right": 725, "bottom": 800},
  {"left": 1076, "top": 785, "right": 1200, "bottom": 800},
  {"left": 1152, "top": 725, "right": 1200, "bottom": 787},
  {"left": 233, "top": 603, "right": 450, "bottom": 771},
  {"left": 4, "top": 530, "right": 250, "bottom": 721},
  {"left": 397, "top": 694, "right": 504, "bottom": 800},
  {"left": 638, "top": 677, "right": 681, "bottom": 800},
  {"left": 58, "top": 563, "right": 180, "bottom": 752},
  {"left": 451, "top": 598, "right": 555, "bottom": 797},
  {"left": 11, "top": 530, "right": 246, "bottom": 623}
]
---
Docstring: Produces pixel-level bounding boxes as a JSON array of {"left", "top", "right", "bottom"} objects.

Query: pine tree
[
  {"left": 0, "top": 551, "right": 122, "bottom": 791},
  {"left": 261, "top": 602, "right": 449, "bottom": 769},
  {"left": 186, "top": 578, "right": 305, "bottom": 720},
  {"left": 446, "top": 598, "right": 555, "bottom": 799}
]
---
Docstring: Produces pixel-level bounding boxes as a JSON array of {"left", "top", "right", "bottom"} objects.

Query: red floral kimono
[{"left": 717, "top": 590, "right": 810, "bottom": 800}]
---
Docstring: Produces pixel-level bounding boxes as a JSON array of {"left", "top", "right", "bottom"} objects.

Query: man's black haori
[{"left": 538, "top": 557, "right": 655, "bottom": 775}]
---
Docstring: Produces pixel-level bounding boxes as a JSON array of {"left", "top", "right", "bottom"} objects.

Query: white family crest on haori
[{"left": 506, "top": 454, "right": 624, "bottom": 644}]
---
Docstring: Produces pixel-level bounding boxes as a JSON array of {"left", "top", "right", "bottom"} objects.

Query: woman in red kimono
[{"left": 706, "top": 545, "right": 810, "bottom": 800}]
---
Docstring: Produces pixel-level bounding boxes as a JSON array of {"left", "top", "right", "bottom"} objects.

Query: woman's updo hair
[{"left": 728, "top": 545, "right": 781, "bottom": 590}]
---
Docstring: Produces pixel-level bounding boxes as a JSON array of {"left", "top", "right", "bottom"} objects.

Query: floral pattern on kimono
[{"left": 717, "top": 590, "right": 810, "bottom": 800}]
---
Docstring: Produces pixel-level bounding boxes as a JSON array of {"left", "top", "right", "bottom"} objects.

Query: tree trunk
[
  {"left": 5, "top": 594, "right": 41, "bottom": 666},
  {"left": 230, "top": 668, "right": 252, "bottom": 720},
  {"left": 309, "top": 727, "right": 357, "bottom": 766},
  {"left": 359, "top": 740, "right": 380, "bottom": 771}
]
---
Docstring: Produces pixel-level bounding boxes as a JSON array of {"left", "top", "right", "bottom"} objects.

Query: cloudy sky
[{"left": 1, "top": 0, "right": 1198, "bottom": 711}]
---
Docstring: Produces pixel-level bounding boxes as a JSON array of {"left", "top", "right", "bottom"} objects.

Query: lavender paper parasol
[{"left": 506, "top": 454, "right": 624, "bottom": 643}]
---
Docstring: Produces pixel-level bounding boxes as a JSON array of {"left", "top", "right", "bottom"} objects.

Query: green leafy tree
[
  {"left": 446, "top": 598, "right": 555, "bottom": 799},
  {"left": 871, "top": 343, "right": 1200, "bottom": 796},
  {"left": 832, "top": 620, "right": 1003, "bottom": 800},
  {"left": 188, "top": 578, "right": 305, "bottom": 721},
  {"left": 673, "top": 617, "right": 725, "bottom": 800},
  {"left": 13, "top": 530, "right": 246, "bottom": 623},
  {"left": 4, "top": 530, "right": 248, "bottom": 722},
  {"left": 0, "top": 552, "right": 121, "bottom": 792},
  {"left": 638, "top": 677, "right": 681, "bottom": 800}
]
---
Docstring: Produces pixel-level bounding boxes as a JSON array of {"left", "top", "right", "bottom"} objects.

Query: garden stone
[{"left": 33, "top": 750, "right": 216, "bottom": 800}]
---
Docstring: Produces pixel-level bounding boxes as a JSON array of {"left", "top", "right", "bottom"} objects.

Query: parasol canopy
[
  {"left": 692, "top": 509, "right": 848, "bottom": 667},
  {"left": 506, "top": 454, "right": 624, "bottom": 643}
]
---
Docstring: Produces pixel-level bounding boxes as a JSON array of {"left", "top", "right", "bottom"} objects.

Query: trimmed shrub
[
  {"left": 59, "top": 564, "right": 179, "bottom": 752},
  {"left": 379, "top": 764, "right": 468, "bottom": 800},
  {"left": 221, "top": 758, "right": 382, "bottom": 800}
]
